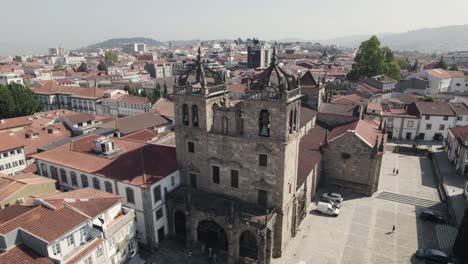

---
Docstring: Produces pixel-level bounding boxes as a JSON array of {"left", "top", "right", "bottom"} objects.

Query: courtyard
[{"left": 271, "top": 151, "right": 451, "bottom": 264}]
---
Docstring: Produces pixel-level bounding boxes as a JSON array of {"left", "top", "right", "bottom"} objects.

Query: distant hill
[
  {"left": 76, "top": 37, "right": 167, "bottom": 51},
  {"left": 321, "top": 25, "right": 468, "bottom": 52}
]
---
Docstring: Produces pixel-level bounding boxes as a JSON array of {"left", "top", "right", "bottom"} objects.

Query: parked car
[
  {"left": 316, "top": 202, "right": 340, "bottom": 217},
  {"left": 415, "top": 248, "right": 452, "bottom": 263},
  {"left": 321, "top": 192, "right": 343, "bottom": 203},
  {"left": 323, "top": 199, "right": 341, "bottom": 209},
  {"left": 420, "top": 210, "right": 445, "bottom": 224}
]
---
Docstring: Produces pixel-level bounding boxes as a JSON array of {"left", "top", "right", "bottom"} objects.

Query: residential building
[
  {"left": 0, "top": 173, "right": 56, "bottom": 209},
  {"left": 32, "top": 83, "right": 104, "bottom": 114},
  {"left": 0, "top": 188, "right": 138, "bottom": 263},
  {"left": 49, "top": 46, "right": 65, "bottom": 56},
  {"left": 101, "top": 90, "right": 151, "bottom": 117},
  {"left": 102, "top": 110, "right": 171, "bottom": 136},
  {"left": 396, "top": 77, "right": 429, "bottom": 96},
  {"left": 0, "top": 72, "right": 24, "bottom": 86},
  {"left": 247, "top": 41, "right": 271, "bottom": 69},
  {"left": 406, "top": 68, "right": 464, "bottom": 94},
  {"left": 61, "top": 113, "right": 103, "bottom": 136},
  {"left": 32, "top": 135, "right": 179, "bottom": 249},
  {"left": 0, "top": 139, "right": 26, "bottom": 176},
  {"left": 446, "top": 125, "right": 468, "bottom": 176},
  {"left": 144, "top": 61, "right": 173, "bottom": 78},
  {"left": 363, "top": 75, "right": 397, "bottom": 100}
]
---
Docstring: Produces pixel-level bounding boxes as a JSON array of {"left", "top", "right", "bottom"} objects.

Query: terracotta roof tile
[
  {"left": 0, "top": 206, "right": 88, "bottom": 242},
  {"left": 297, "top": 125, "right": 326, "bottom": 189},
  {"left": 153, "top": 99, "right": 175, "bottom": 118},
  {"left": 449, "top": 125, "right": 468, "bottom": 139},
  {"left": 66, "top": 238, "right": 103, "bottom": 264},
  {"left": 0, "top": 244, "right": 54, "bottom": 264},
  {"left": 329, "top": 119, "right": 385, "bottom": 148}
]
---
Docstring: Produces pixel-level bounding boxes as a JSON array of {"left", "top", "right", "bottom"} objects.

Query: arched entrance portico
[
  {"left": 197, "top": 220, "right": 228, "bottom": 252},
  {"left": 174, "top": 211, "right": 186, "bottom": 243},
  {"left": 239, "top": 230, "right": 258, "bottom": 260}
]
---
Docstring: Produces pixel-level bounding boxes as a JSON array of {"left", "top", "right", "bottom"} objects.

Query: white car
[
  {"left": 321, "top": 192, "right": 343, "bottom": 203},
  {"left": 316, "top": 202, "right": 340, "bottom": 217}
]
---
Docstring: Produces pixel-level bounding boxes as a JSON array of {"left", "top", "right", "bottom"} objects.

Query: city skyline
[{"left": 1, "top": 0, "right": 468, "bottom": 55}]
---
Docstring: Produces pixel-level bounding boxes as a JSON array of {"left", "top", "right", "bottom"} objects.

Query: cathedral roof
[
  {"left": 248, "top": 47, "right": 300, "bottom": 94},
  {"left": 177, "top": 47, "right": 224, "bottom": 88}
]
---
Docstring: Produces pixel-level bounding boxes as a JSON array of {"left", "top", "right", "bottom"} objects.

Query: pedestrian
[
  {"left": 201, "top": 243, "right": 205, "bottom": 254},
  {"left": 393, "top": 168, "right": 395, "bottom": 174},
  {"left": 392, "top": 225, "right": 396, "bottom": 233},
  {"left": 213, "top": 253, "right": 217, "bottom": 263},
  {"left": 396, "top": 169, "right": 399, "bottom": 175}
]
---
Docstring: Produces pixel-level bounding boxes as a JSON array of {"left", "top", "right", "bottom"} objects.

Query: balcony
[
  {"left": 244, "top": 87, "right": 302, "bottom": 102},
  {"left": 102, "top": 207, "right": 135, "bottom": 239},
  {"left": 175, "top": 83, "right": 226, "bottom": 97}
]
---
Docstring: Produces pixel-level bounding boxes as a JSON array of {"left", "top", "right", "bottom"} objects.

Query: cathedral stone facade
[{"left": 167, "top": 48, "right": 309, "bottom": 263}]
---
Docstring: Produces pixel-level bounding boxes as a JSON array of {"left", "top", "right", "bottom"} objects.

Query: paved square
[{"left": 272, "top": 152, "right": 446, "bottom": 264}]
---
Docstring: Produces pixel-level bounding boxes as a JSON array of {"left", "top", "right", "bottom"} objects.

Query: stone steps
[{"left": 376, "top": 191, "right": 447, "bottom": 212}]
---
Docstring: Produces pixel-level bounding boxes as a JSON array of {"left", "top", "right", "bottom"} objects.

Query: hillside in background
[
  {"left": 75, "top": 37, "right": 166, "bottom": 51},
  {"left": 321, "top": 25, "right": 468, "bottom": 52}
]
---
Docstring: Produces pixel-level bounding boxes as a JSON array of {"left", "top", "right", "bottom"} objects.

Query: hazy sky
[{"left": 1, "top": 0, "right": 468, "bottom": 55}]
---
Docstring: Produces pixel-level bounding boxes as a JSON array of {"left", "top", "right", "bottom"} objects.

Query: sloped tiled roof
[
  {"left": 0, "top": 243, "right": 54, "bottom": 264},
  {"left": 297, "top": 125, "right": 326, "bottom": 189},
  {"left": 328, "top": 119, "right": 384, "bottom": 148}
]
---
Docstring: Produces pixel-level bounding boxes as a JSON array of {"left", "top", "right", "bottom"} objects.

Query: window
[
  {"left": 60, "top": 169, "right": 68, "bottom": 184},
  {"left": 153, "top": 186, "right": 162, "bottom": 204},
  {"left": 289, "top": 109, "right": 294, "bottom": 133},
  {"left": 93, "top": 177, "right": 100, "bottom": 189},
  {"left": 212, "top": 166, "right": 220, "bottom": 184},
  {"left": 293, "top": 108, "right": 297, "bottom": 131},
  {"left": 457, "top": 116, "right": 463, "bottom": 121},
  {"left": 182, "top": 104, "right": 189, "bottom": 126},
  {"left": 19, "top": 160, "right": 24, "bottom": 165},
  {"left": 259, "top": 154, "right": 268, "bottom": 167},
  {"left": 258, "top": 110, "right": 270, "bottom": 137},
  {"left": 426, "top": 124, "right": 432, "bottom": 130},
  {"left": 104, "top": 181, "right": 113, "bottom": 193},
  {"left": 126, "top": 187, "right": 135, "bottom": 204},
  {"left": 443, "top": 116, "right": 449, "bottom": 121},
  {"left": 52, "top": 243, "right": 61, "bottom": 255},
  {"left": 71, "top": 172, "right": 78, "bottom": 186},
  {"left": 96, "top": 246, "right": 103, "bottom": 258},
  {"left": 192, "top": 105, "right": 199, "bottom": 127},
  {"left": 66, "top": 234, "right": 74, "bottom": 246},
  {"left": 258, "top": 190, "right": 267, "bottom": 207},
  {"left": 439, "top": 124, "right": 445, "bottom": 131},
  {"left": 80, "top": 227, "right": 87, "bottom": 238},
  {"left": 231, "top": 170, "right": 239, "bottom": 188},
  {"left": 190, "top": 173, "right": 197, "bottom": 188},
  {"left": 81, "top": 175, "right": 89, "bottom": 188},
  {"left": 407, "top": 121, "right": 414, "bottom": 128},
  {"left": 155, "top": 208, "right": 164, "bottom": 220},
  {"left": 187, "top": 142, "right": 195, "bottom": 153},
  {"left": 425, "top": 115, "right": 430, "bottom": 120}
]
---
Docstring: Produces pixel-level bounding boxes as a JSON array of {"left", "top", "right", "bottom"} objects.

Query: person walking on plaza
[
  {"left": 392, "top": 225, "right": 396, "bottom": 233},
  {"left": 396, "top": 169, "right": 399, "bottom": 175},
  {"left": 393, "top": 168, "right": 395, "bottom": 174}
]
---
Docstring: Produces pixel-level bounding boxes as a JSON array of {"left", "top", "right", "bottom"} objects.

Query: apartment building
[
  {"left": 0, "top": 72, "right": 24, "bottom": 86},
  {"left": 0, "top": 140, "right": 26, "bottom": 176},
  {"left": 100, "top": 90, "right": 151, "bottom": 117},
  {"left": 32, "top": 135, "right": 179, "bottom": 249},
  {"left": 0, "top": 188, "right": 138, "bottom": 264}
]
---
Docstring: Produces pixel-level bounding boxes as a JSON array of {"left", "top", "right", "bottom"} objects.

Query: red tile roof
[
  {"left": 0, "top": 205, "right": 88, "bottom": 242},
  {"left": 328, "top": 119, "right": 385, "bottom": 148},
  {"left": 32, "top": 135, "right": 177, "bottom": 188},
  {"left": 297, "top": 125, "right": 326, "bottom": 189},
  {"left": 0, "top": 243, "right": 54, "bottom": 264},
  {"left": 153, "top": 99, "right": 175, "bottom": 118},
  {"left": 449, "top": 125, "right": 468, "bottom": 139}
]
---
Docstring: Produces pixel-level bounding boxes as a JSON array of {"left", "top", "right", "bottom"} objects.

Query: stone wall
[{"left": 322, "top": 132, "right": 382, "bottom": 195}]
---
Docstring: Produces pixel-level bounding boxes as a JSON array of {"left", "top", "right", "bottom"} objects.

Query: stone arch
[
  {"left": 258, "top": 109, "right": 270, "bottom": 137},
  {"left": 174, "top": 211, "right": 186, "bottom": 243},
  {"left": 197, "top": 220, "right": 228, "bottom": 252},
  {"left": 239, "top": 230, "right": 258, "bottom": 260}
]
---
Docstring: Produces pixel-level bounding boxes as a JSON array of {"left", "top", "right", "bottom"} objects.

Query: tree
[
  {"left": 347, "top": 36, "right": 401, "bottom": 80},
  {"left": 434, "top": 56, "right": 448, "bottom": 70},
  {"left": 163, "top": 82, "right": 168, "bottom": 98},
  {"left": 0, "top": 85, "right": 15, "bottom": 118},
  {"left": 395, "top": 57, "right": 411, "bottom": 70},
  {"left": 411, "top": 59, "right": 419, "bottom": 72},
  {"left": 0, "top": 84, "right": 43, "bottom": 119},
  {"left": 13, "top": 56, "right": 22, "bottom": 63},
  {"left": 449, "top": 64, "right": 459, "bottom": 71},
  {"left": 454, "top": 207, "right": 468, "bottom": 263},
  {"left": 104, "top": 50, "right": 118, "bottom": 64}
]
